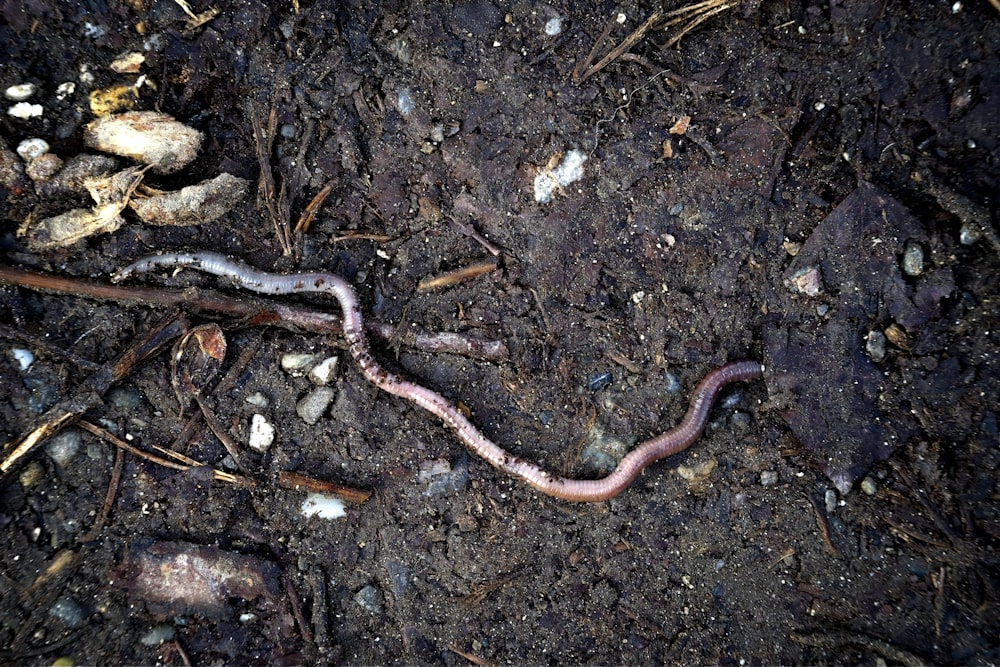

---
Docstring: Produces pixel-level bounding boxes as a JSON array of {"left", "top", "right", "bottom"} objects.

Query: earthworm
[{"left": 113, "top": 252, "right": 763, "bottom": 502}]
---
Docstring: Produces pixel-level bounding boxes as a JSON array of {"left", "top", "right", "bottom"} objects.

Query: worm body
[{"left": 114, "top": 252, "right": 763, "bottom": 502}]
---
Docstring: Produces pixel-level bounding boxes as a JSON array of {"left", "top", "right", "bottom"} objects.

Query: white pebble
[
  {"left": 248, "top": 414, "right": 275, "bottom": 452},
  {"left": 16, "top": 138, "right": 49, "bottom": 162},
  {"left": 56, "top": 82, "right": 76, "bottom": 100},
  {"left": 544, "top": 16, "right": 563, "bottom": 36},
  {"left": 308, "top": 356, "right": 339, "bottom": 385},
  {"left": 12, "top": 348, "right": 34, "bottom": 370},
  {"left": 861, "top": 477, "right": 878, "bottom": 495},
  {"left": 824, "top": 489, "right": 838, "bottom": 513},
  {"left": 301, "top": 492, "right": 346, "bottom": 519},
  {"left": 8, "top": 102, "right": 43, "bottom": 119},
  {"left": 5, "top": 83, "right": 37, "bottom": 101},
  {"left": 245, "top": 392, "right": 269, "bottom": 408},
  {"left": 281, "top": 352, "right": 318, "bottom": 374}
]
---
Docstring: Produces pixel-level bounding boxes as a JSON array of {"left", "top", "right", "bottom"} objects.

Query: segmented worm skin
[{"left": 113, "top": 252, "right": 764, "bottom": 502}]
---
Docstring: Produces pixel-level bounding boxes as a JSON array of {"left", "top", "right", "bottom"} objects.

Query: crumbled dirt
[{"left": 2, "top": 1, "right": 999, "bottom": 665}]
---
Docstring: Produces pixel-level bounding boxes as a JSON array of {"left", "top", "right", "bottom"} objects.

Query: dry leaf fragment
[
  {"left": 20, "top": 166, "right": 144, "bottom": 250},
  {"left": 84, "top": 111, "right": 203, "bottom": 174},
  {"left": 129, "top": 173, "right": 250, "bottom": 225}
]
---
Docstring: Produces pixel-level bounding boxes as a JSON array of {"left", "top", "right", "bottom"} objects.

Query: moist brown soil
[{"left": 1, "top": 1, "right": 999, "bottom": 665}]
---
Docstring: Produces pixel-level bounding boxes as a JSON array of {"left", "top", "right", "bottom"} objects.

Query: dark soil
[{"left": 2, "top": 1, "right": 999, "bottom": 665}]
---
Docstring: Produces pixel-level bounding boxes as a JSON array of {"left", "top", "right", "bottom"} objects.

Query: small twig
[
  {"left": 417, "top": 259, "right": 498, "bottom": 291},
  {"left": 329, "top": 232, "right": 392, "bottom": 243},
  {"left": 277, "top": 470, "right": 371, "bottom": 504},
  {"left": 805, "top": 492, "right": 840, "bottom": 556},
  {"left": 252, "top": 102, "right": 292, "bottom": 255},
  {"left": 285, "top": 575, "right": 313, "bottom": 643},
  {"left": 576, "top": 10, "right": 663, "bottom": 83},
  {"left": 193, "top": 394, "right": 252, "bottom": 476},
  {"left": 446, "top": 217, "right": 503, "bottom": 256},
  {"left": 77, "top": 419, "right": 254, "bottom": 487},
  {"left": 310, "top": 566, "right": 331, "bottom": 657},
  {"left": 447, "top": 644, "right": 496, "bottom": 667},
  {"left": 294, "top": 181, "right": 334, "bottom": 234}
]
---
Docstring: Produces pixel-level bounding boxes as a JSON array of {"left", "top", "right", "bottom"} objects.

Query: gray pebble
[
  {"left": 45, "top": 429, "right": 82, "bottom": 468},
  {"left": 107, "top": 386, "right": 144, "bottom": 411},
  {"left": 959, "top": 222, "right": 981, "bottom": 245},
  {"left": 663, "top": 371, "right": 681, "bottom": 393},
  {"left": 48, "top": 596, "right": 86, "bottom": 628},
  {"left": 296, "top": 386, "right": 335, "bottom": 425},
  {"left": 902, "top": 240, "right": 924, "bottom": 276},
  {"left": 139, "top": 624, "right": 175, "bottom": 646},
  {"left": 354, "top": 584, "right": 384, "bottom": 614},
  {"left": 760, "top": 470, "right": 778, "bottom": 487},
  {"left": 866, "top": 330, "right": 886, "bottom": 362}
]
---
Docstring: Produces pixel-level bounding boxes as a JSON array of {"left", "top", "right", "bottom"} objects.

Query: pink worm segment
[{"left": 114, "top": 252, "right": 764, "bottom": 502}]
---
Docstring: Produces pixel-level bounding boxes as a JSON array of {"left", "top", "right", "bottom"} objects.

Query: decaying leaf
[
  {"left": 765, "top": 182, "right": 955, "bottom": 492},
  {"left": 130, "top": 173, "right": 250, "bottom": 225},
  {"left": 171, "top": 323, "right": 227, "bottom": 408},
  {"left": 83, "top": 111, "right": 203, "bottom": 174},
  {"left": 20, "top": 167, "right": 145, "bottom": 250}
]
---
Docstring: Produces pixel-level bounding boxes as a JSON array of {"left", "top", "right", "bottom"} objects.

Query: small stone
[
  {"left": 786, "top": 266, "right": 823, "bottom": 296},
  {"left": 245, "top": 392, "right": 269, "bottom": 408},
  {"left": 16, "top": 138, "right": 49, "bottom": 161},
  {"left": 8, "top": 102, "right": 44, "bottom": 119},
  {"left": 19, "top": 461, "right": 45, "bottom": 488},
  {"left": 55, "top": 82, "right": 76, "bottom": 101},
  {"left": 866, "top": 330, "right": 886, "bottom": 362},
  {"left": 760, "top": 470, "right": 778, "bottom": 487},
  {"left": 353, "top": 585, "right": 384, "bottom": 614},
  {"left": 308, "top": 356, "right": 339, "bottom": 385},
  {"left": 26, "top": 153, "right": 63, "bottom": 182},
  {"left": 46, "top": 429, "right": 82, "bottom": 468},
  {"left": 824, "top": 489, "right": 838, "bottom": 513},
  {"left": 48, "top": 596, "right": 86, "bottom": 628},
  {"left": 782, "top": 239, "right": 801, "bottom": 256},
  {"left": 861, "top": 477, "right": 878, "bottom": 495},
  {"left": 247, "top": 414, "right": 275, "bottom": 452},
  {"left": 959, "top": 222, "right": 981, "bottom": 245},
  {"left": 663, "top": 372, "right": 681, "bottom": 393},
  {"left": 902, "top": 240, "right": 924, "bottom": 276},
  {"left": 109, "top": 52, "right": 145, "bottom": 73},
  {"left": 296, "top": 386, "right": 335, "bottom": 425},
  {"left": 11, "top": 347, "right": 34, "bottom": 370},
  {"left": 5, "top": 83, "right": 38, "bottom": 101},
  {"left": 676, "top": 458, "right": 717, "bottom": 483},
  {"left": 139, "top": 624, "right": 175, "bottom": 646},
  {"left": 107, "top": 386, "right": 144, "bottom": 411},
  {"left": 281, "top": 352, "right": 319, "bottom": 375}
]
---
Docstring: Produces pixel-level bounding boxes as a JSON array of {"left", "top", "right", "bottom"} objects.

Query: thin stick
[
  {"left": 79, "top": 445, "right": 124, "bottom": 542},
  {"left": 0, "top": 266, "right": 507, "bottom": 360},
  {"left": 576, "top": 10, "right": 663, "bottom": 83}
]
